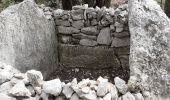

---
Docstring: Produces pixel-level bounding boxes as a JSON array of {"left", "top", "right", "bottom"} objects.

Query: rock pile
[
  {"left": 53, "top": 4, "right": 130, "bottom": 47},
  {"left": 0, "top": 62, "right": 150, "bottom": 100}
]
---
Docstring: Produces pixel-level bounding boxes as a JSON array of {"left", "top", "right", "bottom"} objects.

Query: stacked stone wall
[{"left": 53, "top": 4, "right": 130, "bottom": 70}]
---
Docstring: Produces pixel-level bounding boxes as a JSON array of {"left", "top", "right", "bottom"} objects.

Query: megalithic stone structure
[
  {"left": 128, "top": 0, "right": 170, "bottom": 100},
  {"left": 0, "top": 0, "right": 58, "bottom": 79}
]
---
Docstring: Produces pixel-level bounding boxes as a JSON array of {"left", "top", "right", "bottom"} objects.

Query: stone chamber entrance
[{"left": 48, "top": 4, "right": 130, "bottom": 83}]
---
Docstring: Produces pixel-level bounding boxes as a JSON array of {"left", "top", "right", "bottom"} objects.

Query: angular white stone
[
  {"left": 97, "top": 82, "right": 109, "bottom": 96},
  {"left": 70, "top": 93, "right": 80, "bottom": 100},
  {"left": 43, "top": 79, "right": 62, "bottom": 96},
  {"left": 108, "top": 83, "right": 118, "bottom": 100},
  {"left": 62, "top": 83, "right": 74, "bottom": 99},
  {"left": 103, "top": 93, "right": 111, "bottom": 100},
  {"left": 26, "top": 70, "right": 43, "bottom": 87},
  {"left": 81, "top": 86, "right": 90, "bottom": 94},
  {"left": 134, "top": 93, "right": 144, "bottom": 100},
  {"left": 0, "top": 93, "right": 16, "bottom": 100},
  {"left": 122, "top": 92, "right": 135, "bottom": 100},
  {"left": 81, "top": 90, "right": 97, "bottom": 100},
  {"left": 9, "top": 81, "right": 31, "bottom": 97}
]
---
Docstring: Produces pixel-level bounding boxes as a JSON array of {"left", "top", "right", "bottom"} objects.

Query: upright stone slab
[
  {"left": 129, "top": 0, "right": 170, "bottom": 99},
  {"left": 0, "top": 0, "right": 58, "bottom": 78}
]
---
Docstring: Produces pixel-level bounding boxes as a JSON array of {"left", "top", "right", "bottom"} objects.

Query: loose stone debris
[{"left": 0, "top": 62, "right": 147, "bottom": 100}]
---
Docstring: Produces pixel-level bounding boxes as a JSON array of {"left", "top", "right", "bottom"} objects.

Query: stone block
[
  {"left": 111, "top": 37, "right": 130, "bottom": 47},
  {"left": 59, "top": 44, "right": 120, "bottom": 69},
  {"left": 81, "top": 27, "right": 99, "bottom": 36}
]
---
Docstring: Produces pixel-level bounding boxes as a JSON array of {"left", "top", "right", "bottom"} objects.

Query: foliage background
[{"left": 0, "top": 0, "right": 167, "bottom": 12}]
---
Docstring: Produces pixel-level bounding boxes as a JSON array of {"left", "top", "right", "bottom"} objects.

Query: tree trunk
[{"left": 165, "top": 0, "right": 170, "bottom": 17}]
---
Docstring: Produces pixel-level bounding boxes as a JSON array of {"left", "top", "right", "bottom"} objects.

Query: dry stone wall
[{"left": 53, "top": 4, "right": 130, "bottom": 70}]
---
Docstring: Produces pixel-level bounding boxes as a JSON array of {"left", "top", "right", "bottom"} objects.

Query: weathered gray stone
[
  {"left": 71, "top": 9, "right": 84, "bottom": 20},
  {"left": 111, "top": 37, "right": 130, "bottom": 47},
  {"left": 91, "top": 19, "right": 98, "bottom": 26},
  {"left": 0, "top": 0, "right": 58, "bottom": 78},
  {"left": 129, "top": 0, "right": 170, "bottom": 99},
  {"left": 115, "top": 22, "right": 124, "bottom": 32},
  {"left": 59, "top": 35, "right": 72, "bottom": 44},
  {"left": 112, "top": 31, "right": 130, "bottom": 38},
  {"left": 59, "top": 44, "right": 120, "bottom": 69},
  {"left": 81, "top": 27, "right": 99, "bottom": 36},
  {"left": 119, "top": 55, "right": 129, "bottom": 69},
  {"left": 114, "top": 77, "right": 128, "bottom": 94},
  {"left": 97, "top": 27, "right": 112, "bottom": 45},
  {"left": 80, "top": 39, "right": 98, "bottom": 47},
  {"left": 72, "top": 33, "right": 97, "bottom": 40},
  {"left": 55, "top": 19, "right": 71, "bottom": 26},
  {"left": 58, "top": 26, "right": 80, "bottom": 34},
  {"left": 115, "top": 47, "right": 130, "bottom": 55},
  {"left": 72, "top": 20, "right": 84, "bottom": 29}
]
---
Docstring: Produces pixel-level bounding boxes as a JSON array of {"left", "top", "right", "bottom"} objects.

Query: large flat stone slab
[
  {"left": 0, "top": 0, "right": 58, "bottom": 78},
  {"left": 59, "top": 44, "right": 120, "bottom": 69}
]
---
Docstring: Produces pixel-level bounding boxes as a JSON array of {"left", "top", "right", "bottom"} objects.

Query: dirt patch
[{"left": 48, "top": 63, "right": 130, "bottom": 83}]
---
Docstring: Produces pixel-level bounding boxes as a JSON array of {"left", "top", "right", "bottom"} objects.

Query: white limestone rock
[
  {"left": 108, "top": 83, "right": 118, "bottom": 100},
  {"left": 97, "top": 76, "right": 108, "bottom": 84},
  {"left": 122, "top": 92, "right": 135, "bottom": 100},
  {"left": 97, "top": 82, "right": 109, "bottom": 97},
  {"left": 43, "top": 79, "right": 62, "bottom": 96},
  {"left": 127, "top": 76, "right": 138, "bottom": 92},
  {"left": 0, "top": 81, "right": 13, "bottom": 94},
  {"left": 81, "top": 90, "right": 97, "bottom": 100},
  {"left": 0, "top": 63, "right": 20, "bottom": 84},
  {"left": 40, "top": 91, "right": 49, "bottom": 100},
  {"left": 9, "top": 81, "right": 31, "bottom": 97},
  {"left": 62, "top": 83, "right": 74, "bottom": 99},
  {"left": 70, "top": 93, "right": 80, "bottom": 100},
  {"left": 103, "top": 93, "right": 111, "bottom": 100},
  {"left": 0, "top": 93, "right": 16, "bottom": 100},
  {"left": 81, "top": 86, "right": 90, "bottom": 94},
  {"left": 26, "top": 70, "right": 43, "bottom": 87},
  {"left": 114, "top": 77, "right": 128, "bottom": 94},
  {"left": 134, "top": 93, "right": 144, "bottom": 100}
]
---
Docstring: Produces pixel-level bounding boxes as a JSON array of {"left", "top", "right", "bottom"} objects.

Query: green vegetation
[{"left": 1, "top": 0, "right": 15, "bottom": 8}]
